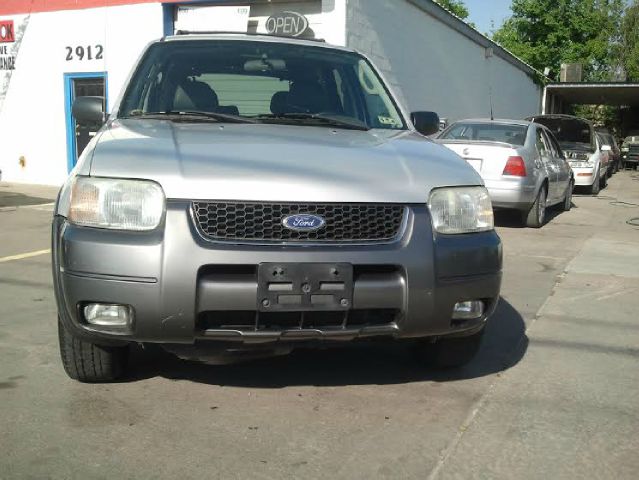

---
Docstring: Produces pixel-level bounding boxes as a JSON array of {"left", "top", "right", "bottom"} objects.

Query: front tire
[
  {"left": 415, "top": 328, "right": 485, "bottom": 368},
  {"left": 588, "top": 171, "right": 600, "bottom": 195},
  {"left": 58, "top": 318, "right": 129, "bottom": 382},
  {"left": 525, "top": 185, "right": 547, "bottom": 228},
  {"left": 600, "top": 168, "right": 608, "bottom": 189},
  {"left": 561, "top": 180, "right": 573, "bottom": 212}
]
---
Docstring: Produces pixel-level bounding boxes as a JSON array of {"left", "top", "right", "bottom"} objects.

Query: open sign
[
  {"left": 0, "top": 20, "right": 15, "bottom": 43},
  {"left": 265, "top": 11, "right": 309, "bottom": 37}
]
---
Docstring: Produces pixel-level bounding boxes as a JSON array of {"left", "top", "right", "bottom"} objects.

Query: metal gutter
[{"left": 547, "top": 82, "right": 639, "bottom": 88}]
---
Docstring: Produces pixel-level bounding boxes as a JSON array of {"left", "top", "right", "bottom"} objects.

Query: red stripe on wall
[{"left": 0, "top": 0, "right": 182, "bottom": 16}]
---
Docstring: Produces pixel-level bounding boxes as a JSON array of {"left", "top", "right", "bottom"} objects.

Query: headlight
[
  {"left": 69, "top": 177, "right": 165, "bottom": 230},
  {"left": 428, "top": 186, "right": 494, "bottom": 234}
]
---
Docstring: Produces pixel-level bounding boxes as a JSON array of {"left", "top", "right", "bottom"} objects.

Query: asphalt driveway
[{"left": 1, "top": 174, "right": 638, "bottom": 479}]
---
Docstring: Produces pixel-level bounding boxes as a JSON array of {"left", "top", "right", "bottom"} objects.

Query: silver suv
[{"left": 53, "top": 34, "right": 502, "bottom": 382}]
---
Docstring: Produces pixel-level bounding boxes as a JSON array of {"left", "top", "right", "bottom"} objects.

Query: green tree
[
  {"left": 493, "top": 0, "right": 625, "bottom": 81},
  {"left": 621, "top": 1, "right": 639, "bottom": 81},
  {"left": 434, "top": 0, "right": 470, "bottom": 21}
]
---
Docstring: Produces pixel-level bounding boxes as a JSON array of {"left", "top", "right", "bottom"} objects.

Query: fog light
[
  {"left": 452, "top": 301, "right": 484, "bottom": 320},
  {"left": 83, "top": 304, "right": 132, "bottom": 327}
]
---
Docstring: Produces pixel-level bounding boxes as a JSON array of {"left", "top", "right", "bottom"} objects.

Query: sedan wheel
[{"left": 525, "top": 185, "right": 546, "bottom": 228}]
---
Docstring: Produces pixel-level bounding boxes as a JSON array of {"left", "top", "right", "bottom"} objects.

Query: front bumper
[
  {"left": 572, "top": 166, "right": 597, "bottom": 186},
  {"left": 622, "top": 154, "right": 638, "bottom": 165},
  {"left": 53, "top": 201, "right": 502, "bottom": 347}
]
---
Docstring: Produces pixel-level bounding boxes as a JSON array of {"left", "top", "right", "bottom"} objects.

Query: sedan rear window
[{"left": 439, "top": 123, "right": 528, "bottom": 146}]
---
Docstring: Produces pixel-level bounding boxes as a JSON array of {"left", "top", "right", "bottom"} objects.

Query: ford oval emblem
[{"left": 282, "top": 214, "right": 326, "bottom": 231}]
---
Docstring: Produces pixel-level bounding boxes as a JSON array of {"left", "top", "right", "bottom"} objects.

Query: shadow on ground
[
  {"left": 0, "top": 191, "right": 53, "bottom": 208},
  {"left": 494, "top": 203, "right": 575, "bottom": 229},
  {"left": 124, "top": 298, "right": 528, "bottom": 387}
]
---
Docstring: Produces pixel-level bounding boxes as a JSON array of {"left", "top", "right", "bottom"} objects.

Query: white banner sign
[{"left": 175, "top": 6, "right": 250, "bottom": 33}]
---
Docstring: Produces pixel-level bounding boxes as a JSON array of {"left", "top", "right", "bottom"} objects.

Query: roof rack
[{"left": 173, "top": 30, "right": 326, "bottom": 43}]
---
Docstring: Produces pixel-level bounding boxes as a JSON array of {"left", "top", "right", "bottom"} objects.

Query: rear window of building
[{"left": 439, "top": 123, "right": 528, "bottom": 146}]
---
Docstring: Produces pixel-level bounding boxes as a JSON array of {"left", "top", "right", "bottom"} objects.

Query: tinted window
[
  {"left": 536, "top": 129, "right": 549, "bottom": 156},
  {"left": 541, "top": 130, "right": 558, "bottom": 157},
  {"left": 439, "top": 123, "right": 528, "bottom": 145},
  {"left": 119, "top": 40, "right": 405, "bottom": 130},
  {"left": 545, "top": 130, "right": 564, "bottom": 158}
]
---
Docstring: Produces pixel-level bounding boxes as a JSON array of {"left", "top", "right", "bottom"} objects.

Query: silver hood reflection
[{"left": 86, "top": 119, "right": 482, "bottom": 203}]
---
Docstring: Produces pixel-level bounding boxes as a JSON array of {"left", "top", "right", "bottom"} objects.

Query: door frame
[{"left": 63, "top": 71, "right": 108, "bottom": 172}]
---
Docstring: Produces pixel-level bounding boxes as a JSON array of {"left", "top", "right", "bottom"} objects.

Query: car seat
[
  {"left": 270, "top": 91, "right": 290, "bottom": 115},
  {"left": 173, "top": 79, "right": 219, "bottom": 112}
]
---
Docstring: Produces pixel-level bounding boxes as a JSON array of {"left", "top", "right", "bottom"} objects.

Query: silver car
[
  {"left": 438, "top": 119, "right": 574, "bottom": 228},
  {"left": 53, "top": 34, "right": 502, "bottom": 382}
]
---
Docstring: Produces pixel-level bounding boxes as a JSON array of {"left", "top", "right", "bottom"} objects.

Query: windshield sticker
[{"left": 378, "top": 116, "right": 399, "bottom": 126}]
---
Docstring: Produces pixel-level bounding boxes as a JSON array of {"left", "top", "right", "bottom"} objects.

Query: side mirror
[
  {"left": 601, "top": 145, "right": 612, "bottom": 152},
  {"left": 411, "top": 111, "right": 440, "bottom": 136},
  {"left": 72, "top": 96, "right": 105, "bottom": 125}
]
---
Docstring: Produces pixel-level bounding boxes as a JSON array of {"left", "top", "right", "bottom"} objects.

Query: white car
[{"left": 527, "top": 115, "right": 609, "bottom": 194}]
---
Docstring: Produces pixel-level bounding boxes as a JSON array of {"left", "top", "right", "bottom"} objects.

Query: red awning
[{"left": 0, "top": 0, "right": 182, "bottom": 16}]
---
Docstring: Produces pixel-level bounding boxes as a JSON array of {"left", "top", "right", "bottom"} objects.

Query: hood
[{"left": 88, "top": 119, "right": 481, "bottom": 203}]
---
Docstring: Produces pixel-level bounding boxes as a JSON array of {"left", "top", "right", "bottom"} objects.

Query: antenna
[
  {"left": 489, "top": 84, "right": 494, "bottom": 121},
  {"left": 486, "top": 47, "right": 494, "bottom": 120}
]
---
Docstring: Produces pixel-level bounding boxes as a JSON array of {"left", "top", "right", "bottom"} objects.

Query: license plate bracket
[{"left": 257, "top": 263, "right": 353, "bottom": 312}]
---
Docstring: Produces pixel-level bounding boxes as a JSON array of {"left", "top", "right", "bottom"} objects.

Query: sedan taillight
[{"left": 503, "top": 156, "right": 527, "bottom": 177}]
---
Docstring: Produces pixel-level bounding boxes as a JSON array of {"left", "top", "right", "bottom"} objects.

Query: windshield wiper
[
  {"left": 126, "top": 110, "right": 257, "bottom": 124},
  {"left": 255, "top": 113, "right": 370, "bottom": 131}
]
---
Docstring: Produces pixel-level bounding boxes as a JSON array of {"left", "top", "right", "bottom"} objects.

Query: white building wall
[
  {"left": 346, "top": 0, "right": 541, "bottom": 123},
  {"left": 0, "top": 3, "right": 163, "bottom": 185}
]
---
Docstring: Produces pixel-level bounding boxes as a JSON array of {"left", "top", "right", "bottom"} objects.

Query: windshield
[
  {"left": 531, "top": 117, "right": 593, "bottom": 149},
  {"left": 118, "top": 40, "right": 405, "bottom": 130},
  {"left": 439, "top": 122, "right": 528, "bottom": 146}
]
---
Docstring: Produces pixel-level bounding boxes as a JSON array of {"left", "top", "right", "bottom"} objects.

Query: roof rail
[{"left": 173, "top": 30, "right": 326, "bottom": 43}]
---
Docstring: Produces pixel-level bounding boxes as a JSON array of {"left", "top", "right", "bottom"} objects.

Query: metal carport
[{"left": 543, "top": 82, "right": 639, "bottom": 114}]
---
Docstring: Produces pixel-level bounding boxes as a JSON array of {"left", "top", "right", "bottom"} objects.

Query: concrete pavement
[{"left": 1, "top": 173, "right": 638, "bottom": 479}]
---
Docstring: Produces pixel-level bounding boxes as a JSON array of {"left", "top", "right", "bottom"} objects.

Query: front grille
[
  {"left": 628, "top": 145, "right": 639, "bottom": 160},
  {"left": 192, "top": 202, "right": 406, "bottom": 243}
]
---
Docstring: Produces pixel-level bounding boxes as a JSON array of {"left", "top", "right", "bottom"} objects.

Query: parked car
[
  {"left": 621, "top": 135, "right": 639, "bottom": 170},
  {"left": 437, "top": 119, "right": 573, "bottom": 228},
  {"left": 52, "top": 34, "right": 502, "bottom": 382},
  {"left": 527, "top": 114, "right": 609, "bottom": 194},
  {"left": 600, "top": 132, "right": 621, "bottom": 175}
]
